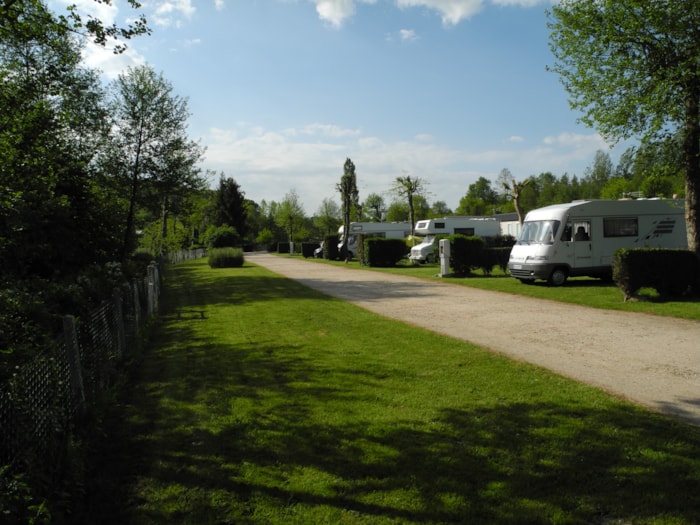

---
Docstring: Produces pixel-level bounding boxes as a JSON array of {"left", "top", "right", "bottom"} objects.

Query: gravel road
[{"left": 248, "top": 252, "right": 700, "bottom": 427}]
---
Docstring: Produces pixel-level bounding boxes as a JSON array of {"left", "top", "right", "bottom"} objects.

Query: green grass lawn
[
  {"left": 89, "top": 257, "right": 700, "bottom": 524},
  {"left": 301, "top": 255, "right": 700, "bottom": 321}
]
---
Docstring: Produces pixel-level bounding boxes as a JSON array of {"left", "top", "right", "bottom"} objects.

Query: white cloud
[
  {"left": 294, "top": 123, "right": 363, "bottom": 138},
  {"left": 508, "top": 135, "right": 525, "bottom": 143},
  {"left": 399, "top": 28, "right": 418, "bottom": 41},
  {"left": 81, "top": 42, "right": 146, "bottom": 80},
  {"left": 214, "top": 0, "right": 225, "bottom": 9},
  {"left": 543, "top": 132, "right": 608, "bottom": 149},
  {"left": 50, "top": 0, "right": 117, "bottom": 25},
  {"left": 200, "top": 123, "right": 613, "bottom": 213},
  {"left": 396, "top": 0, "right": 485, "bottom": 26},
  {"left": 491, "top": 0, "right": 549, "bottom": 6},
  {"left": 309, "top": 0, "right": 548, "bottom": 29},
  {"left": 313, "top": 0, "right": 356, "bottom": 28},
  {"left": 152, "top": 0, "right": 196, "bottom": 28}
]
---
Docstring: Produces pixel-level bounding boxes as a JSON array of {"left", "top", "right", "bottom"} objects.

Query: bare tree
[
  {"left": 390, "top": 174, "right": 429, "bottom": 235},
  {"left": 497, "top": 168, "right": 532, "bottom": 225}
]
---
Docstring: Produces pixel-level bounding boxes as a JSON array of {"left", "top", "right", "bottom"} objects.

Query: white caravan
[
  {"left": 338, "top": 222, "right": 411, "bottom": 257},
  {"left": 507, "top": 198, "right": 687, "bottom": 286},
  {"left": 409, "top": 216, "right": 501, "bottom": 263}
]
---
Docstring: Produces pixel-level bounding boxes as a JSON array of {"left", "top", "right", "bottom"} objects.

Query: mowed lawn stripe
[{"left": 97, "top": 258, "right": 700, "bottom": 525}]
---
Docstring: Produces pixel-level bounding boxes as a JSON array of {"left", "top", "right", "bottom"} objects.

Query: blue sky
[{"left": 51, "top": 0, "right": 631, "bottom": 215}]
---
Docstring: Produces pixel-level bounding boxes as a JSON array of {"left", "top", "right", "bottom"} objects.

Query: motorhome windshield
[{"left": 518, "top": 220, "right": 560, "bottom": 244}]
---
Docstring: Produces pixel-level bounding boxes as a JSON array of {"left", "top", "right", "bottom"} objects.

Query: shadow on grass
[
  {"left": 92, "top": 340, "right": 700, "bottom": 524},
  {"left": 84, "top": 261, "right": 700, "bottom": 524},
  {"left": 162, "top": 262, "right": 465, "bottom": 307}
]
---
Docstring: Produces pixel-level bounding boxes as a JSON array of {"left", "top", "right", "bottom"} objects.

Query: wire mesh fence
[{"left": 0, "top": 257, "right": 175, "bottom": 470}]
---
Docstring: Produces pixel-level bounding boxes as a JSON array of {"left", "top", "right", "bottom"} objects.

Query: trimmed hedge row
[
  {"left": 322, "top": 235, "right": 341, "bottom": 260},
  {"left": 208, "top": 247, "right": 245, "bottom": 268},
  {"left": 301, "top": 242, "right": 320, "bottom": 258},
  {"left": 449, "top": 235, "right": 485, "bottom": 275},
  {"left": 446, "top": 235, "right": 516, "bottom": 275},
  {"left": 362, "top": 238, "right": 409, "bottom": 267},
  {"left": 613, "top": 248, "right": 699, "bottom": 300}
]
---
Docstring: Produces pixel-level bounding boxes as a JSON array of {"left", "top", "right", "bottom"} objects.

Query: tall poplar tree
[{"left": 336, "top": 158, "right": 359, "bottom": 255}]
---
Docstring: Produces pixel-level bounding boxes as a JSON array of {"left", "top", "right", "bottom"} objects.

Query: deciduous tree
[
  {"left": 497, "top": 169, "right": 532, "bottom": 225},
  {"left": 336, "top": 158, "right": 359, "bottom": 255},
  {"left": 548, "top": 0, "right": 700, "bottom": 254},
  {"left": 390, "top": 174, "right": 428, "bottom": 235},
  {"left": 106, "top": 65, "right": 204, "bottom": 259},
  {"left": 275, "top": 189, "right": 306, "bottom": 247}
]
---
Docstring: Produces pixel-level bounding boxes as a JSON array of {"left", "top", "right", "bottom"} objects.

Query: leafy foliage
[
  {"left": 548, "top": 0, "right": 700, "bottom": 254},
  {"left": 613, "top": 248, "right": 699, "bottom": 300},
  {"left": 204, "top": 225, "right": 241, "bottom": 249},
  {"left": 449, "top": 235, "right": 485, "bottom": 275},
  {"left": 212, "top": 174, "right": 248, "bottom": 239},
  {"left": 362, "top": 238, "right": 408, "bottom": 267},
  {"left": 337, "top": 158, "right": 360, "bottom": 256},
  {"left": 208, "top": 248, "right": 244, "bottom": 268}
]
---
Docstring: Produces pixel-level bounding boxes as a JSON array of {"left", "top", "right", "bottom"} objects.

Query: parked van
[
  {"left": 507, "top": 198, "right": 687, "bottom": 285},
  {"left": 338, "top": 222, "right": 411, "bottom": 258},
  {"left": 409, "top": 216, "right": 501, "bottom": 263}
]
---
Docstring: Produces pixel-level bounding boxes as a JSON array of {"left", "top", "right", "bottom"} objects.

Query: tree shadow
[
  {"left": 83, "top": 261, "right": 700, "bottom": 524},
  {"left": 89, "top": 335, "right": 700, "bottom": 524}
]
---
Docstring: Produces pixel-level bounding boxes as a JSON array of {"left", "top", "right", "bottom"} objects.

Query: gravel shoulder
[{"left": 248, "top": 253, "right": 700, "bottom": 426}]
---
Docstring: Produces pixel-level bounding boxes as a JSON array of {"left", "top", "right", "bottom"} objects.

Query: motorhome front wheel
[{"left": 548, "top": 268, "right": 568, "bottom": 286}]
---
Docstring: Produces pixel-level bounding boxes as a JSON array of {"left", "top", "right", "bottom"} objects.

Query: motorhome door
[{"left": 572, "top": 220, "right": 592, "bottom": 267}]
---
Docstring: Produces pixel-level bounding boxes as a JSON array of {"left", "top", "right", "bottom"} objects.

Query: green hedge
[
  {"left": 363, "top": 238, "right": 409, "bottom": 267},
  {"left": 323, "top": 235, "right": 340, "bottom": 260},
  {"left": 613, "top": 248, "right": 699, "bottom": 300},
  {"left": 301, "top": 242, "right": 319, "bottom": 258},
  {"left": 478, "top": 247, "right": 513, "bottom": 275},
  {"left": 208, "top": 248, "right": 245, "bottom": 268},
  {"left": 449, "top": 235, "right": 485, "bottom": 275}
]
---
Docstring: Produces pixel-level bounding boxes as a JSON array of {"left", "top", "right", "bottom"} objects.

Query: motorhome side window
[
  {"left": 561, "top": 221, "right": 590, "bottom": 241},
  {"left": 603, "top": 217, "right": 638, "bottom": 237},
  {"left": 435, "top": 222, "right": 445, "bottom": 229}
]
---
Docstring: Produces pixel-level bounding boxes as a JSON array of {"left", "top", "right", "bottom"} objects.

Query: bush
[
  {"left": 301, "top": 242, "right": 319, "bottom": 258},
  {"left": 208, "top": 248, "right": 245, "bottom": 268},
  {"left": 613, "top": 248, "right": 699, "bottom": 300},
  {"left": 449, "top": 235, "right": 484, "bottom": 275},
  {"left": 363, "top": 238, "right": 409, "bottom": 267},
  {"left": 204, "top": 225, "right": 240, "bottom": 249},
  {"left": 478, "top": 247, "right": 513, "bottom": 275},
  {"left": 323, "top": 235, "right": 340, "bottom": 260}
]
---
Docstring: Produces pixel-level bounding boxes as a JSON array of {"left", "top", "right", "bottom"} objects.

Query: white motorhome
[
  {"left": 409, "top": 216, "right": 501, "bottom": 263},
  {"left": 338, "top": 222, "right": 411, "bottom": 258},
  {"left": 507, "top": 198, "right": 687, "bottom": 286}
]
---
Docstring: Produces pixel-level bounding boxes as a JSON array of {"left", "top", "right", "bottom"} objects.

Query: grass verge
[{"left": 88, "top": 258, "right": 700, "bottom": 524}]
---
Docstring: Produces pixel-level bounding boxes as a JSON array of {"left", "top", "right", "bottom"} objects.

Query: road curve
[{"left": 248, "top": 253, "right": 700, "bottom": 426}]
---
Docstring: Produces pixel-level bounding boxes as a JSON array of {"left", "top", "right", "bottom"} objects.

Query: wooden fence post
[
  {"left": 62, "top": 315, "right": 86, "bottom": 415},
  {"left": 113, "top": 288, "right": 126, "bottom": 360}
]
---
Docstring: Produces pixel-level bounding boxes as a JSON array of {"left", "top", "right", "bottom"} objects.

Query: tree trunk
[
  {"left": 121, "top": 168, "right": 139, "bottom": 262},
  {"left": 684, "top": 90, "right": 700, "bottom": 257},
  {"left": 513, "top": 194, "right": 524, "bottom": 225},
  {"left": 160, "top": 195, "right": 169, "bottom": 255}
]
